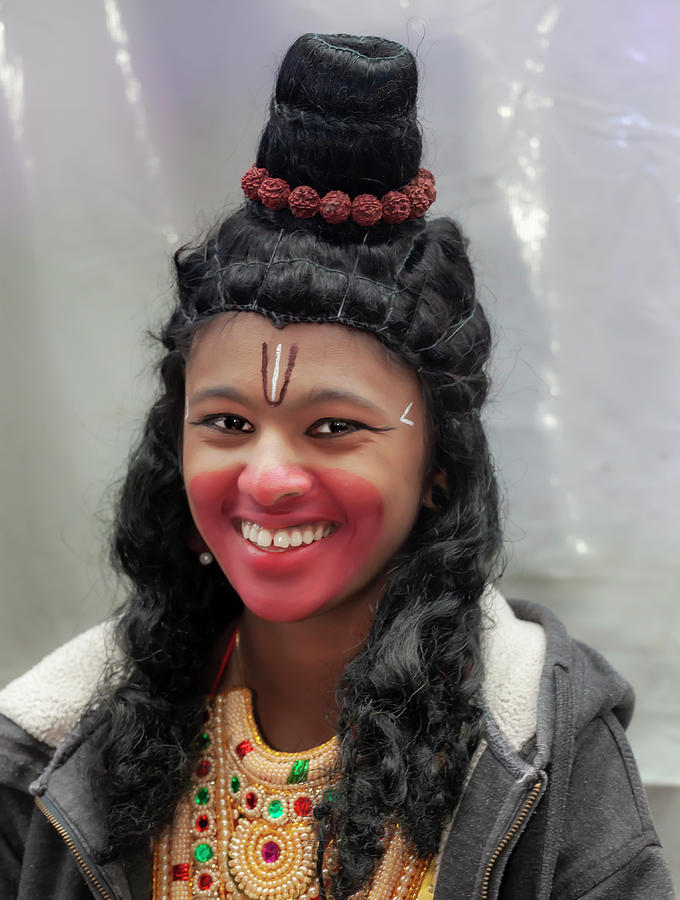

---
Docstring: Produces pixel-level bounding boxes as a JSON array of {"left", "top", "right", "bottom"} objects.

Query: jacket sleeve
[{"left": 551, "top": 710, "right": 675, "bottom": 899}]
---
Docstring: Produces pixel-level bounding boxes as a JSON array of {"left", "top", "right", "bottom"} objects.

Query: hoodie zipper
[
  {"left": 35, "top": 796, "right": 114, "bottom": 900},
  {"left": 480, "top": 780, "right": 542, "bottom": 899}
]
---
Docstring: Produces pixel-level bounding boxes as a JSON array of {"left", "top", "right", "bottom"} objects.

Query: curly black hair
[{"left": 92, "top": 33, "right": 504, "bottom": 899}]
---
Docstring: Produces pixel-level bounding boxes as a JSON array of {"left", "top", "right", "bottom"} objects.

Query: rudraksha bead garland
[
  {"left": 153, "top": 688, "right": 433, "bottom": 900},
  {"left": 241, "top": 166, "right": 436, "bottom": 226}
]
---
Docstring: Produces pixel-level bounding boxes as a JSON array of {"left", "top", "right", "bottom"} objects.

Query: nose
[{"left": 237, "top": 462, "right": 314, "bottom": 507}]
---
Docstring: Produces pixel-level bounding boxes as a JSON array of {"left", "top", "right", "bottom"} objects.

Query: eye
[
  {"left": 308, "top": 418, "right": 364, "bottom": 437},
  {"left": 191, "top": 413, "right": 255, "bottom": 433}
]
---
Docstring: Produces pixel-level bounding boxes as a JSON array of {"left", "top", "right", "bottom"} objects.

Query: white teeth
[
  {"left": 257, "top": 529, "right": 273, "bottom": 548},
  {"left": 240, "top": 520, "right": 335, "bottom": 550},
  {"left": 273, "top": 531, "right": 290, "bottom": 548}
]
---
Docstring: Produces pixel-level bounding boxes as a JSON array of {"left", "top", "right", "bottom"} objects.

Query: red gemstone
[
  {"left": 198, "top": 872, "right": 214, "bottom": 890},
  {"left": 245, "top": 790, "right": 258, "bottom": 809},
  {"left": 262, "top": 840, "right": 281, "bottom": 863},
  {"left": 294, "top": 796, "right": 313, "bottom": 817},
  {"left": 195, "top": 813, "right": 210, "bottom": 833},
  {"left": 172, "top": 863, "right": 190, "bottom": 881},
  {"left": 236, "top": 739, "right": 253, "bottom": 760},
  {"left": 196, "top": 759, "right": 212, "bottom": 778}
]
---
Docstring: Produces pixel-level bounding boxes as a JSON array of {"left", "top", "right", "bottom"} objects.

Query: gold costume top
[{"left": 152, "top": 688, "right": 437, "bottom": 900}]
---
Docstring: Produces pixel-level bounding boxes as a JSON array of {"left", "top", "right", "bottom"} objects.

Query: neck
[{"left": 224, "top": 581, "right": 382, "bottom": 752}]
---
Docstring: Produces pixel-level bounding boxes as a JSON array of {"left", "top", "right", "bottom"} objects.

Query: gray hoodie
[{"left": 0, "top": 591, "right": 674, "bottom": 899}]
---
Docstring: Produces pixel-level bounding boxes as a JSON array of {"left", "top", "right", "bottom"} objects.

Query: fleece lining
[
  {"left": 0, "top": 588, "right": 546, "bottom": 752},
  {"left": 480, "top": 586, "right": 547, "bottom": 752},
  {"left": 0, "top": 620, "right": 119, "bottom": 748}
]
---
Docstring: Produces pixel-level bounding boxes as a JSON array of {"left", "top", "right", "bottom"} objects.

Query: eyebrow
[{"left": 188, "top": 385, "right": 385, "bottom": 415}]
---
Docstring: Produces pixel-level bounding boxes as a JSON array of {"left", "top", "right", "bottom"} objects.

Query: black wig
[{"left": 95, "top": 33, "right": 503, "bottom": 899}]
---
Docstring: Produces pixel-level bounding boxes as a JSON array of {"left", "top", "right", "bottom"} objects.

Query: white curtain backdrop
[{"left": 1, "top": 0, "right": 678, "bottom": 882}]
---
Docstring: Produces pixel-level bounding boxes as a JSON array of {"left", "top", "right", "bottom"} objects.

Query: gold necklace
[{"left": 152, "top": 688, "right": 433, "bottom": 900}]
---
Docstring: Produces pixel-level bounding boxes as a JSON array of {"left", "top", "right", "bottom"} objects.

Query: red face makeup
[
  {"left": 188, "top": 466, "right": 384, "bottom": 622},
  {"left": 183, "top": 312, "right": 427, "bottom": 624}
]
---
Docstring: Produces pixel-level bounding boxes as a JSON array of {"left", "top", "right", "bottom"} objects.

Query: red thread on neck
[{"left": 210, "top": 627, "right": 238, "bottom": 697}]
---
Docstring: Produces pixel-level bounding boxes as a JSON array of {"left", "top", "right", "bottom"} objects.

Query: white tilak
[
  {"left": 271, "top": 343, "right": 282, "bottom": 401},
  {"left": 400, "top": 402, "right": 415, "bottom": 426},
  {"left": 184, "top": 396, "right": 189, "bottom": 421}
]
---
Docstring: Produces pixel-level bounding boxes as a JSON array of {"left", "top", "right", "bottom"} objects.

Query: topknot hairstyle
[
  {"left": 261, "top": 34, "right": 421, "bottom": 198},
  {"left": 92, "top": 33, "right": 504, "bottom": 899}
]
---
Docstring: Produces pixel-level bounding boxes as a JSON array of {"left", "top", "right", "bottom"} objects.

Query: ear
[{"left": 422, "top": 470, "right": 449, "bottom": 509}]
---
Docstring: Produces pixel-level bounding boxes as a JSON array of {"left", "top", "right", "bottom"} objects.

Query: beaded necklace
[{"left": 152, "top": 686, "right": 436, "bottom": 900}]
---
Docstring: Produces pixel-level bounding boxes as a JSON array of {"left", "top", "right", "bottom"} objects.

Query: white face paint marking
[
  {"left": 184, "top": 395, "right": 189, "bottom": 421},
  {"left": 271, "top": 343, "right": 282, "bottom": 402},
  {"left": 400, "top": 402, "right": 415, "bottom": 426}
]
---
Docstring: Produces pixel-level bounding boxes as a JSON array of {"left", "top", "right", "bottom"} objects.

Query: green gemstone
[
  {"left": 196, "top": 732, "right": 211, "bottom": 749},
  {"left": 230, "top": 775, "right": 240, "bottom": 794},
  {"left": 268, "top": 799, "right": 284, "bottom": 819},
  {"left": 286, "top": 759, "right": 309, "bottom": 784},
  {"left": 195, "top": 787, "right": 210, "bottom": 805},
  {"left": 194, "top": 843, "right": 213, "bottom": 863}
]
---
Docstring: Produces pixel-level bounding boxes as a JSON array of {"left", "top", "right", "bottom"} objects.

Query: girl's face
[{"left": 183, "top": 312, "right": 428, "bottom": 623}]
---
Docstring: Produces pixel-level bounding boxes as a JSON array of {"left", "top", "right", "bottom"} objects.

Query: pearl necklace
[{"left": 152, "top": 688, "right": 434, "bottom": 900}]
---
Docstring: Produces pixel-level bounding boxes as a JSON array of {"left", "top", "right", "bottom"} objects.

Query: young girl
[{"left": 0, "top": 33, "right": 673, "bottom": 900}]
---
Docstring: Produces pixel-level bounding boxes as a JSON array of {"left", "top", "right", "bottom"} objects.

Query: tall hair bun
[{"left": 255, "top": 33, "right": 422, "bottom": 199}]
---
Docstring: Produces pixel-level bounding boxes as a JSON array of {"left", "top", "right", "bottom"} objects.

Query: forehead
[{"left": 187, "top": 312, "right": 416, "bottom": 391}]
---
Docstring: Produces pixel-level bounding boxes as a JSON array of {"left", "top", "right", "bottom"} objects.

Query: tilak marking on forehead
[
  {"left": 400, "top": 402, "right": 415, "bottom": 426},
  {"left": 261, "top": 342, "right": 299, "bottom": 407}
]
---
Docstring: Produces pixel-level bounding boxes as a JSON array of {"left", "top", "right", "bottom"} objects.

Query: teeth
[
  {"left": 257, "top": 529, "right": 273, "bottom": 548},
  {"left": 240, "top": 521, "right": 335, "bottom": 550}
]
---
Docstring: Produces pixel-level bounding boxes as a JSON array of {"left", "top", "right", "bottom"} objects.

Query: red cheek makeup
[{"left": 188, "top": 466, "right": 384, "bottom": 622}]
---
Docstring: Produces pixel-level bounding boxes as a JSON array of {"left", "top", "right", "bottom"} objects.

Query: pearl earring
[{"left": 199, "top": 551, "right": 214, "bottom": 566}]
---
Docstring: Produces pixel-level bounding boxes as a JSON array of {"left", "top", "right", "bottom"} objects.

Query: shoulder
[
  {"left": 481, "top": 590, "right": 636, "bottom": 758},
  {"left": 482, "top": 593, "right": 674, "bottom": 898},
  {"left": 0, "top": 620, "right": 120, "bottom": 751},
  {"left": 554, "top": 709, "right": 670, "bottom": 897}
]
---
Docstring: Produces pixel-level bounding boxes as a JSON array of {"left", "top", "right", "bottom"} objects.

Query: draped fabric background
[{"left": 1, "top": 0, "right": 677, "bottom": 884}]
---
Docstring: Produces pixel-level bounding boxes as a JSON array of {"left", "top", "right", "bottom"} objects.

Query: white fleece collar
[
  {"left": 480, "top": 586, "right": 547, "bottom": 751},
  {"left": 0, "top": 588, "right": 546, "bottom": 752}
]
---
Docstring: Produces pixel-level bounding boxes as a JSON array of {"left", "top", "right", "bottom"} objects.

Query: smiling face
[{"left": 182, "top": 312, "right": 428, "bottom": 623}]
